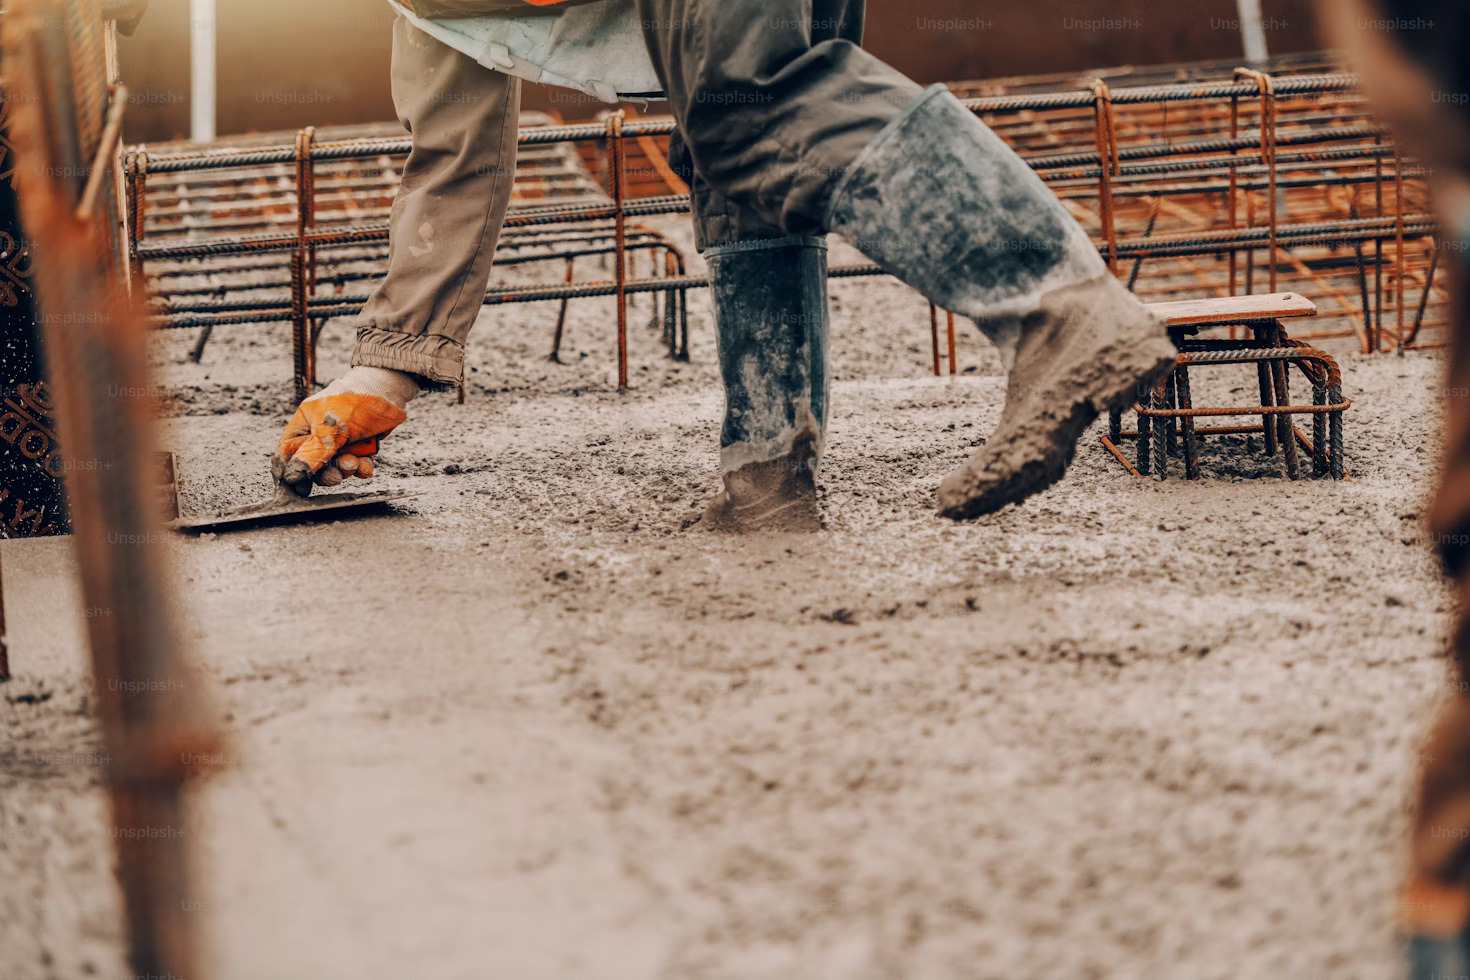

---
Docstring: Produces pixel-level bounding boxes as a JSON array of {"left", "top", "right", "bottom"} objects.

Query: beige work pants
[{"left": 350, "top": 16, "right": 520, "bottom": 384}]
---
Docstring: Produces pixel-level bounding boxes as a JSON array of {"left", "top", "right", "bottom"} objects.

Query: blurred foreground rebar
[{"left": 4, "top": 0, "right": 221, "bottom": 975}]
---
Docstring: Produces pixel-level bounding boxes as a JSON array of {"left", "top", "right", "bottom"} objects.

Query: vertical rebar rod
[
  {"left": 1091, "top": 80, "right": 1120, "bottom": 275},
  {"left": 4, "top": 5, "right": 221, "bottom": 977},
  {"left": 1407, "top": 239, "right": 1442, "bottom": 347},
  {"left": 1375, "top": 137, "right": 1385, "bottom": 349},
  {"left": 1394, "top": 148, "right": 1407, "bottom": 348},
  {"left": 608, "top": 111, "right": 628, "bottom": 391},
  {"left": 946, "top": 311, "right": 957, "bottom": 376},
  {"left": 929, "top": 303, "right": 941, "bottom": 377}
]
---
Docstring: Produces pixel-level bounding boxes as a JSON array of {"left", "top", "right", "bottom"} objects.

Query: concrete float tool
[
  {"left": 169, "top": 486, "right": 418, "bottom": 533},
  {"left": 165, "top": 446, "right": 419, "bottom": 533}
]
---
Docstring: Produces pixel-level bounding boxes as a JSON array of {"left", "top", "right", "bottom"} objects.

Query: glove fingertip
[{"left": 282, "top": 457, "right": 318, "bottom": 486}]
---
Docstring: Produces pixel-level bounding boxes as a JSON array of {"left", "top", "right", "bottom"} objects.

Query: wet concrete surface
[{"left": 0, "top": 221, "right": 1451, "bottom": 979}]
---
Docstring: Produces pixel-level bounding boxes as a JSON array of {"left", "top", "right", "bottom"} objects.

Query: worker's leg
[
  {"left": 351, "top": 15, "right": 521, "bottom": 385},
  {"left": 637, "top": 0, "right": 914, "bottom": 242},
  {"left": 648, "top": 2, "right": 878, "bottom": 529},
  {"left": 275, "top": 17, "right": 519, "bottom": 493},
  {"left": 636, "top": 0, "right": 1175, "bottom": 520},
  {"left": 664, "top": 134, "right": 830, "bottom": 531},
  {"left": 700, "top": 230, "right": 830, "bottom": 531}
]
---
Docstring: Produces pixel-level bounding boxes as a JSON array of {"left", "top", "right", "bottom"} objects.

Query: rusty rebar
[
  {"left": 4, "top": 5, "right": 221, "bottom": 978},
  {"left": 125, "top": 56, "right": 1452, "bottom": 393}
]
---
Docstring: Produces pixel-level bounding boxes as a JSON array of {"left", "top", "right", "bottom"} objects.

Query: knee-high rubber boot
[
  {"left": 827, "top": 84, "right": 1178, "bottom": 520},
  {"left": 700, "top": 236, "right": 829, "bottom": 532}
]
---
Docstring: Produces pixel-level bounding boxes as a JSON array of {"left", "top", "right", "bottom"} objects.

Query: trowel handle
[{"left": 342, "top": 438, "right": 379, "bottom": 457}]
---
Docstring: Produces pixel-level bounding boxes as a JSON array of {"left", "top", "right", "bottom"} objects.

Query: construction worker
[
  {"left": 273, "top": 0, "right": 1178, "bottom": 529},
  {"left": 1312, "top": 1, "right": 1470, "bottom": 976}
]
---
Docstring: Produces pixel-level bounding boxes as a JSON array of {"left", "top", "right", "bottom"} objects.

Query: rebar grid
[
  {"left": 128, "top": 54, "right": 1451, "bottom": 395},
  {"left": 129, "top": 110, "right": 700, "bottom": 396}
]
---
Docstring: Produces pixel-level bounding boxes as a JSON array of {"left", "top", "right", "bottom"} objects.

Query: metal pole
[
  {"left": 190, "top": 0, "right": 215, "bottom": 142},
  {"left": 1236, "top": 0, "right": 1269, "bottom": 64}
]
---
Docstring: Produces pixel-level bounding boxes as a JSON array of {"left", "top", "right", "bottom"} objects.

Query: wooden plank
[{"left": 1145, "top": 292, "right": 1317, "bottom": 327}]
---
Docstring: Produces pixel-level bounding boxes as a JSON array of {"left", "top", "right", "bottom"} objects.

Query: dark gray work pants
[{"left": 634, "top": 0, "right": 924, "bottom": 248}]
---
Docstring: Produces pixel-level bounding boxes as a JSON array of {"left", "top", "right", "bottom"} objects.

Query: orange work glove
[{"left": 272, "top": 367, "right": 419, "bottom": 495}]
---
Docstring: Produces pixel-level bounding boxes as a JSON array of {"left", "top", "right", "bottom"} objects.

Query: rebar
[
  {"left": 4, "top": 5, "right": 221, "bottom": 979},
  {"left": 125, "top": 53, "right": 1451, "bottom": 395}
]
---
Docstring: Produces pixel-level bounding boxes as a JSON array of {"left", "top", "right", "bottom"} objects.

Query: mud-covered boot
[
  {"left": 699, "top": 236, "right": 829, "bottom": 532},
  {"left": 827, "top": 84, "right": 1178, "bottom": 519}
]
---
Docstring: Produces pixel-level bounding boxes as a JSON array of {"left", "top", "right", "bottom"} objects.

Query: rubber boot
[
  {"left": 827, "top": 84, "right": 1178, "bottom": 520},
  {"left": 1402, "top": 875, "right": 1470, "bottom": 980},
  {"left": 699, "top": 236, "right": 829, "bottom": 532},
  {"left": 1408, "top": 931, "right": 1470, "bottom": 980}
]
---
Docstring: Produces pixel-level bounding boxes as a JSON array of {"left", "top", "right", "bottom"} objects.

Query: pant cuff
[{"left": 351, "top": 326, "right": 465, "bottom": 385}]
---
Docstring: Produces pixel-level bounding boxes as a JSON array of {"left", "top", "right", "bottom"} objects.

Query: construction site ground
[{"left": 0, "top": 224, "right": 1451, "bottom": 979}]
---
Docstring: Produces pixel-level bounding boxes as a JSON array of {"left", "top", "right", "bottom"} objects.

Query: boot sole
[
  {"left": 696, "top": 495, "right": 823, "bottom": 533},
  {"left": 936, "top": 340, "right": 1178, "bottom": 520}
]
